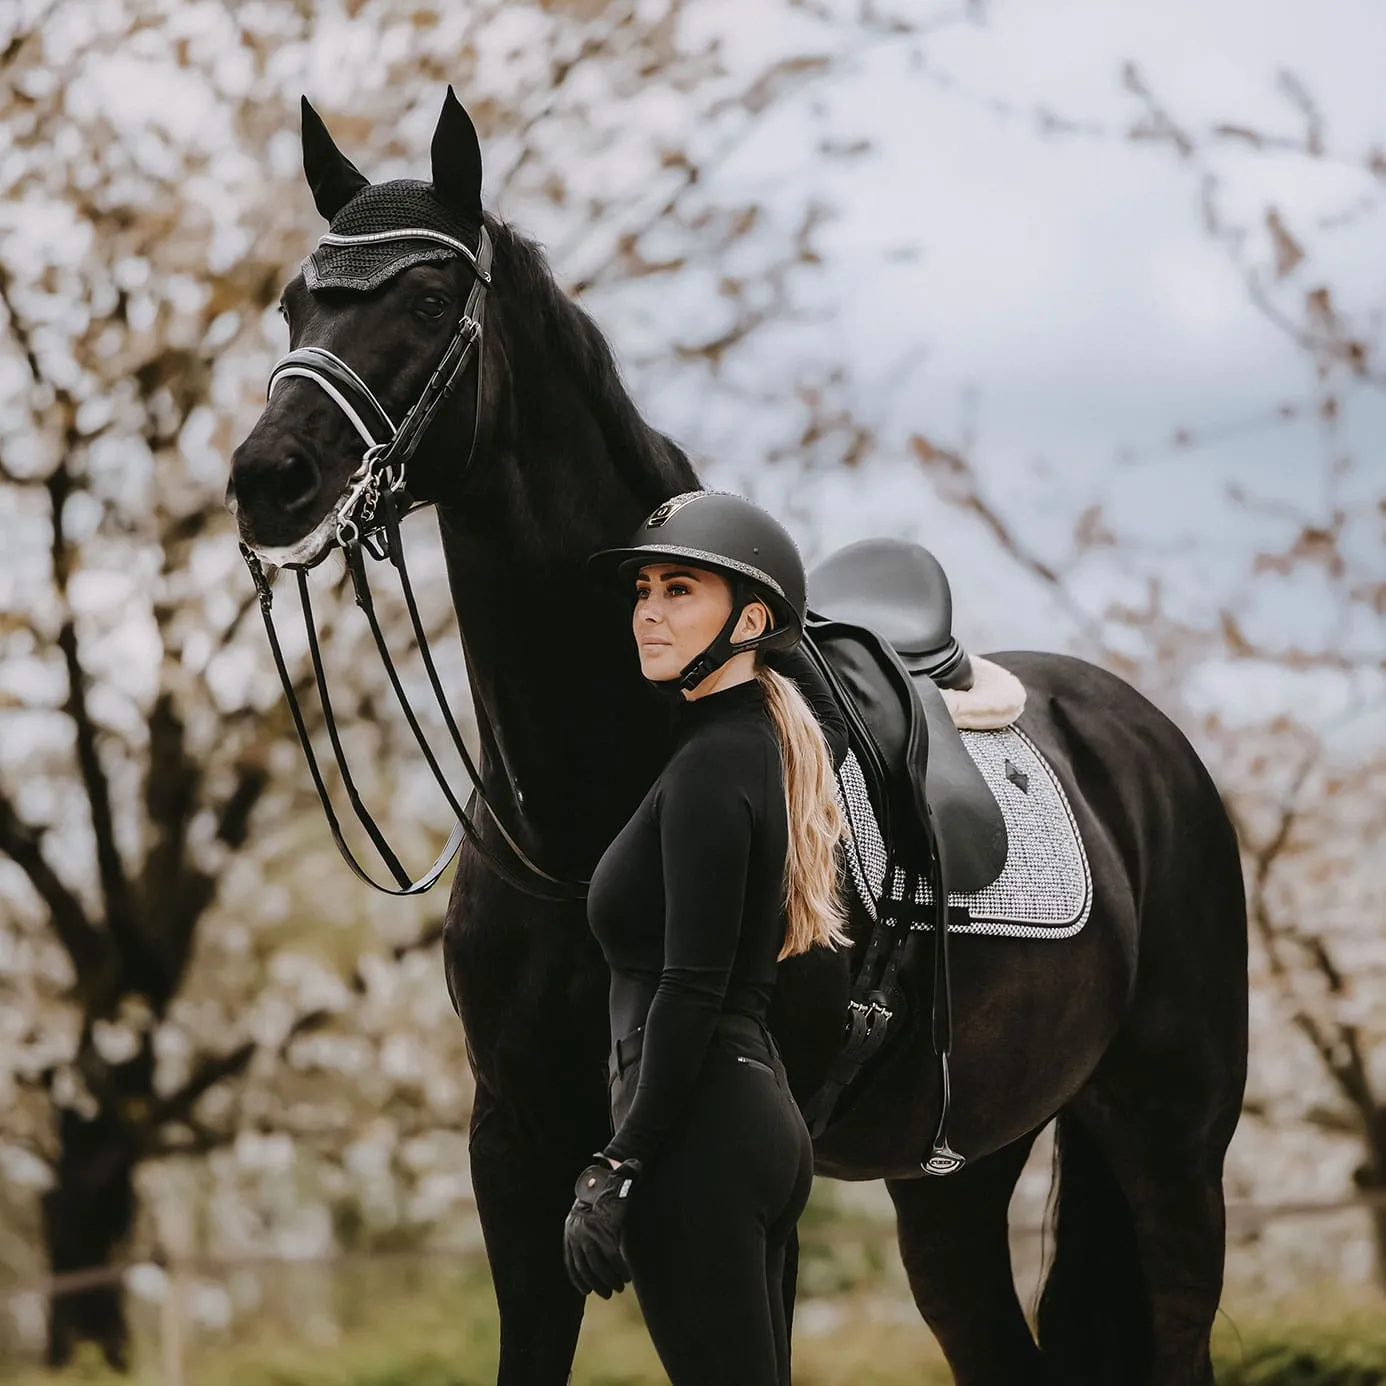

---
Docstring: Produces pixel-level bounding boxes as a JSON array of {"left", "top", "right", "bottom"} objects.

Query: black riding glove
[{"left": 562, "top": 1155, "right": 641, "bottom": 1299}]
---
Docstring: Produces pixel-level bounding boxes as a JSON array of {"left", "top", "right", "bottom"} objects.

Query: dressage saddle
[
  {"left": 797, "top": 537, "right": 1011, "bottom": 1151},
  {"left": 805, "top": 538, "right": 1008, "bottom": 897}
]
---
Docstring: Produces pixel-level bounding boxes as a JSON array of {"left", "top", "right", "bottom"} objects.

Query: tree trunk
[
  {"left": 41, "top": 1105, "right": 138, "bottom": 1370},
  {"left": 1370, "top": 1198, "right": 1386, "bottom": 1294},
  {"left": 1356, "top": 1109, "right": 1386, "bottom": 1294}
]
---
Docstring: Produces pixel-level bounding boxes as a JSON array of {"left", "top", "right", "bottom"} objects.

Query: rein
[{"left": 241, "top": 225, "right": 588, "bottom": 902}]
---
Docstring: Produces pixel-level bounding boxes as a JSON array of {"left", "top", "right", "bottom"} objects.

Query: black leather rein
[{"left": 240, "top": 225, "right": 588, "bottom": 902}]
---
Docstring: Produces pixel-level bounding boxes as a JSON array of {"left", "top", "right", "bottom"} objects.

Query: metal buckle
[
  {"left": 846, "top": 997, "right": 892, "bottom": 1042},
  {"left": 335, "top": 443, "right": 396, "bottom": 549}
]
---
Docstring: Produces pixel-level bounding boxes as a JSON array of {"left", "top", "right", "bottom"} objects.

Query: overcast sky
[
  {"left": 5, "top": 0, "right": 1380, "bottom": 730},
  {"left": 590, "top": 0, "right": 1386, "bottom": 711}
]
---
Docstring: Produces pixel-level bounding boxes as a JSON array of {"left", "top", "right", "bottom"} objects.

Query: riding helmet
[{"left": 590, "top": 490, "right": 807, "bottom": 690}]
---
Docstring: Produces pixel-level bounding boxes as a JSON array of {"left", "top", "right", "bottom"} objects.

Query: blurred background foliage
[{"left": 0, "top": 0, "right": 1383, "bottom": 1378}]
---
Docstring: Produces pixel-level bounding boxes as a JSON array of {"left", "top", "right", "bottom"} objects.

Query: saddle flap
[
  {"left": 911, "top": 674, "right": 1009, "bottom": 893},
  {"left": 806, "top": 621, "right": 1008, "bottom": 896}
]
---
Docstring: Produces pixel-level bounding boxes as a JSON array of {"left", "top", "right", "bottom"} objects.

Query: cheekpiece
[{"left": 302, "top": 180, "right": 481, "bottom": 293}]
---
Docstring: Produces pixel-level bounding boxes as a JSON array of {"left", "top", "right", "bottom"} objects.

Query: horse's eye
[{"left": 415, "top": 294, "right": 447, "bottom": 320}]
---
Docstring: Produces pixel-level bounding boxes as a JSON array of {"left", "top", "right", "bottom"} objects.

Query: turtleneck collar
[{"left": 678, "top": 675, "right": 765, "bottom": 728}]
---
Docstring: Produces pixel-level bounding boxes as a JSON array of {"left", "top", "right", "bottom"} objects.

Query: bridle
[{"left": 240, "top": 224, "right": 588, "bottom": 902}]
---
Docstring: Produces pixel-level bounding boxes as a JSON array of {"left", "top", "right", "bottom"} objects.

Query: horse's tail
[{"left": 1036, "top": 1111, "right": 1151, "bottom": 1381}]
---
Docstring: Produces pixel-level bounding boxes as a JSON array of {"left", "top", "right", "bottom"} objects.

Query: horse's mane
[{"left": 485, "top": 215, "right": 697, "bottom": 505}]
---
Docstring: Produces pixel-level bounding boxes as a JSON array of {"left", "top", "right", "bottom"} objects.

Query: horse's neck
[{"left": 436, "top": 357, "right": 692, "bottom": 860}]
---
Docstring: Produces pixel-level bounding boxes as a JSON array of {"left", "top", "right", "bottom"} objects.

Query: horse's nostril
[{"left": 280, "top": 453, "right": 321, "bottom": 512}]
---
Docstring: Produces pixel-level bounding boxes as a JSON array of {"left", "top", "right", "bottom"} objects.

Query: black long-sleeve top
[{"left": 586, "top": 646, "right": 847, "bottom": 1165}]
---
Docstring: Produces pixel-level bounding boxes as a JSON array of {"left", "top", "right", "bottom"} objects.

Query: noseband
[{"left": 240, "top": 225, "right": 587, "bottom": 902}]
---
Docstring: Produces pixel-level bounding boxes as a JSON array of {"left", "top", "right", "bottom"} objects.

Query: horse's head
[{"left": 229, "top": 89, "right": 492, "bottom": 567}]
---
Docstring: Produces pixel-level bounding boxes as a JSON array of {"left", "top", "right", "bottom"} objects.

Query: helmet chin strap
[{"left": 646, "top": 581, "right": 774, "bottom": 696}]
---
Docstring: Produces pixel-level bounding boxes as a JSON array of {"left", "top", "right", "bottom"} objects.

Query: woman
[{"left": 563, "top": 490, "right": 850, "bottom": 1385}]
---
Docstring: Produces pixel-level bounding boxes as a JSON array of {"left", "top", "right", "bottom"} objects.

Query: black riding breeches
[{"left": 610, "top": 1017, "right": 815, "bottom": 1386}]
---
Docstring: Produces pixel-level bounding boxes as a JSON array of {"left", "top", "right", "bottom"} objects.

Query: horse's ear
[
  {"left": 301, "top": 96, "right": 369, "bottom": 221},
  {"left": 430, "top": 86, "right": 484, "bottom": 226}
]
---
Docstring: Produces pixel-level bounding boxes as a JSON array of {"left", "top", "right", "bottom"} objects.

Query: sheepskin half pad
[{"left": 939, "top": 655, "right": 1027, "bottom": 730}]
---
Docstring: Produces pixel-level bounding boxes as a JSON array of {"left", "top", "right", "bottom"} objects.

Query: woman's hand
[{"left": 562, "top": 1155, "right": 641, "bottom": 1298}]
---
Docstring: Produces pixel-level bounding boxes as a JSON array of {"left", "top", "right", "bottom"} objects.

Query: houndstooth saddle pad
[{"left": 835, "top": 727, "right": 1093, "bottom": 939}]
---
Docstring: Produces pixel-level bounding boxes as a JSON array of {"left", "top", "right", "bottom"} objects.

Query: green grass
[
  {"left": 0, "top": 1258, "right": 946, "bottom": 1386},
  {"left": 1212, "top": 1311, "right": 1386, "bottom": 1386},
  {"left": 6, "top": 1258, "right": 1386, "bottom": 1384}
]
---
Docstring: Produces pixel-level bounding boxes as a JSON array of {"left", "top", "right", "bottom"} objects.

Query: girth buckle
[{"left": 844, "top": 994, "right": 893, "bottom": 1052}]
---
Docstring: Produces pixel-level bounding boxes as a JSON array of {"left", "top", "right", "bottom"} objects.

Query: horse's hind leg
[
  {"left": 1040, "top": 934, "right": 1244, "bottom": 1386},
  {"left": 1040, "top": 825, "right": 1246, "bottom": 1386},
  {"left": 887, "top": 1129, "right": 1050, "bottom": 1386},
  {"left": 1043, "top": 1087, "right": 1234, "bottom": 1386},
  {"left": 1037, "top": 1109, "right": 1151, "bottom": 1382}
]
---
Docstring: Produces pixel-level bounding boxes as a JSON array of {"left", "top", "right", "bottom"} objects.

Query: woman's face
[{"left": 632, "top": 563, "right": 764, "bottom": 683}]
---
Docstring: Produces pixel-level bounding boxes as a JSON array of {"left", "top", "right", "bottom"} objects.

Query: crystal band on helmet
[{"left": 612, "top": 544, "right": 785, "bottom": 599}]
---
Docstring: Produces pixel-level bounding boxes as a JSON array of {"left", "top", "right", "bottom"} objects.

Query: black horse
[{"left": 228, "top": 91, "right": 1248, "bottom": 1386}]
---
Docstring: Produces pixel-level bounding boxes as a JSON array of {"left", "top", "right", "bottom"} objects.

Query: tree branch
[
  {"left": 907, "top": 432, "right": 1112, "bottom": 650},
  {"left": 145, "top": 1118, "right": 237, "bottom": 1160},
  {"left": 1232, "top": 751, "right": 1382, "bottom": 1132},
  {"left": 146, "top": 1041, "right": 256, "bottom": 1134},
  {"left": 215, "top": 754, "right": 270, "bottom": 850},
  {"left": 1122, "top": 68, "right": 1386, "bottom": 395},
  {"left": 6, "top": 261, "right": 147, "bottom": 991},
  {"left": 143, "top": 1001, "right": 342, "bottom": 1151},
  {"left": 137, "top": 692, "right": 202, "bottom": 1006},
  {"left": 138, "top": 751, "right": 271, "bottom": 1011},
  {"left": 49, "top": 465, "right": 142, "bottom": 983},
  {"left": 0, "top": 1, "right": 67, "bottom": 74},
  {"left": 0, "top": 257, "right": 43, "bottom": 388},
  {"left": 0, "top": 783, "right": 111, "bottom": 995}
]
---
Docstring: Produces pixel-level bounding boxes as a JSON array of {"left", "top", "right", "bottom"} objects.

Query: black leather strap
[
  {"left": 352, "top": 496, "right": 587, "bottom": 898},
  {"left": 243, "top": 534, "right": 587, "bottom": 901},
  {"left": 243, "top": 549, "right": 462, "bottom": 896},
  {"left": 268, "top": 346, "right": 396, "bottom": 442}
]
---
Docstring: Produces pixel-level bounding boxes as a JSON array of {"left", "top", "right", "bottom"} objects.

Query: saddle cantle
[
  {"left": 805, "top": 538, "right": 1008, "bottom": 896},
  {"left": 809, "top": 538, "right": 973, "bottom": 688}
]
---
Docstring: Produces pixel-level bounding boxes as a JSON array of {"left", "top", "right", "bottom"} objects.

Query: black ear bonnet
[
  {"left": 302, "top": 180, "right": 479, "bottom": 293},
  {"left": 299, "top": 87, "right": 485, "bottom": 294}
]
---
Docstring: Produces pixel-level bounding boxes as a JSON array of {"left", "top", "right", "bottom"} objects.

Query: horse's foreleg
[
  {"left": 886, "top": 1129, "right": 1050, "bottom": 1386},
  {"left": 469, "top": 1082, "right": 594, "bottom": 1386}
]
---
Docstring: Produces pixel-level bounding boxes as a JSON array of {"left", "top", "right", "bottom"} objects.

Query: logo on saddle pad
[{"left": 645, "top": 492, "right": 704, "bottom": 528}]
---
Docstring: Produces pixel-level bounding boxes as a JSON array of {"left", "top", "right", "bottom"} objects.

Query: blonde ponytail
[{"left": 757, "top": 667, "right": 852, "bottom": 959}]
